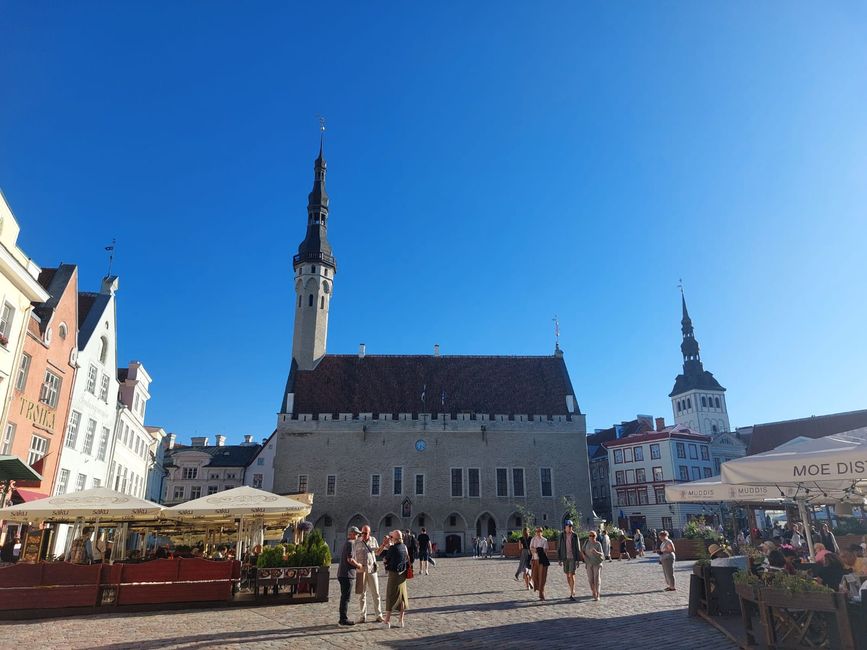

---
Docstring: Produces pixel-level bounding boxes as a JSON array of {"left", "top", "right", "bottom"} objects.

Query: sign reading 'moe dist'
[{"left": 18, "top": 396, "right": 56, "bottom": 433}]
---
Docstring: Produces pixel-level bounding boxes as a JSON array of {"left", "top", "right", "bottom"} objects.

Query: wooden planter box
[
  {"left": 503, "top": 542, "right": 521, "bottom": 558},
  {"left": 691, "top": 564, "right": 740, "bottom": 616},
  {"left": 759, "top": 588, "right": 855, "bottom": 650},
  {"left": 735, "top": 583, "right": 763, "bottom": 648},
  {"left": 674, "top": 538, "right": 709, "bottom": 560},
  {"left": 254, "top": 566, "right": 329, "bottom": 602}
]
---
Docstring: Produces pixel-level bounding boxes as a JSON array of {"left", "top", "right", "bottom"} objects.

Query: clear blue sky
[{"left": 2, "top": 2, "right": 865, "bottom": 444}]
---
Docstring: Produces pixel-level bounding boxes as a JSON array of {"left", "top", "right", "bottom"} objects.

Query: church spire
[
  {"left": 294, "top": 124, "right": 335, "bottom": 271},
  {"left": 679, "top": 288, "right": 702, "bottom": 375}
]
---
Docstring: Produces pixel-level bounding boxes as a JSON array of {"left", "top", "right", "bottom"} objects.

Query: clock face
[{"left": 415, "top": 439, "right": 426, "bottom": 452}]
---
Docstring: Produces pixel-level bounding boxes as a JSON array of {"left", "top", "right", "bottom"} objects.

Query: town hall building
[{"left": 270, "top": 138, "right": 592, "bottom": 554}]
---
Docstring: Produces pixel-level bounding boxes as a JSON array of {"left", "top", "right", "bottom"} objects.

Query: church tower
[
  {"left": 291, "top": 134, "right": 336, "bottom": 371},
  {"left": 669, "top": 290, "right": 730, "bottom": 434}
]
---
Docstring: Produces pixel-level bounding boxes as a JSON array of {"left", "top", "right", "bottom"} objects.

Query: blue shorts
[{"left": 418, "top": 549, "right": 430, "bottom": 560}]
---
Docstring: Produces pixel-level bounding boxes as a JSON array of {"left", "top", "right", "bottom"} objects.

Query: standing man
[
  {"left": 417, "top": 527, "right": 431, "bottom": 575},
  {"left": 354, "top": 525, "right": 384, "bottom": 623},
  {"left": 337, "top": 527, "right": 362, "bottom": 626},
  {"left": 557, "top": 520, "right": 580, "bottom": 601}
]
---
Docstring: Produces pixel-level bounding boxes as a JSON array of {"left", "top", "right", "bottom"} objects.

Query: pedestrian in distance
[
  {"left": 353, "top": 525, "right": 384, "bottom": 623},
  {"left": 486, "top": 534, "right": 494, "bottom": 558},
  {"left": 501, "top": 535, "right": 507, "bottom": 557},
  {"left": 618, "top": 535, "right": 631, "bottom": 560},
  {"left": 530, "top": 527, "right": 549, "bottom": 600},
  {"left": 514, "top": 527, "right": 533, "bottom": 590},
  {"left": 404, "top": 530, "right": 418, "bottom": 569},
  {"left": 377, "top": 529, "right": 410, "bottom": 629},
  {"left": 416, "top": 527, "right": 432, "bottom": 575},
  {"left": 658, "top": 530, "right": 677, "bottom": 591},
  {"left": 479, "top": 536, "right": 488, "bottom": 558},
  {"left": 583, "top": 530, "right": 604, "bottom": 601},
  {"left": 633, "top": 529, "right": 645, "bottom": 558},
  {"left": 599, "top": 529, "right": 612, "bottom": 562},
  {"left": 557, "top": 520, "right": 580, "bottom": 601},
  {"left": 337, "top": 527, "right": 362, "bottom": 626}
]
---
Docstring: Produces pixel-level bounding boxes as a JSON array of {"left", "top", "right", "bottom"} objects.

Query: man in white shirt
[{"left": 353, "top": 525, "right": 383, "bottom": 623}]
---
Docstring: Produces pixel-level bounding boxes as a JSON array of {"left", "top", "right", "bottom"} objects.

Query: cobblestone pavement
[{"left": 1, "top": 556, "right": 736, "bottom": 649}]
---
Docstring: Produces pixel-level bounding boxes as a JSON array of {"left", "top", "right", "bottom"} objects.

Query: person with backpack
[{"left": 378, "top": 530, "right": 410, "bottom": 629}]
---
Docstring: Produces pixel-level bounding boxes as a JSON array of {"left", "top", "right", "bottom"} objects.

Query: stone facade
[{"left": 272, "top": 413, "right": 590, "bottom": 555}]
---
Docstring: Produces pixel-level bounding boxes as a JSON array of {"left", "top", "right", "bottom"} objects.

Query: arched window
[
  {"left": 701, "top": 396, "right": 707, "bottom": 408},
  {"left": 58, "top": 322, "right": 68, "bottom": 340},
  {"left": 311, "top": 266, "right": 316, "bottom": 273},
  {"left": 320, "top": 296, "right": 324, "bottom": 309},
  {"left": 308, "top": 294, "right": 314, "bottom": 307},
  {"left": 98, "top": 336, "right": 108, "bottom": 364},
  {"left": 686, "top": 398, "right": 692, "bottom": 409},
  {"left": 712, "top": 424, "right": 719, "bottom": 433},
  {"left": 715, "top": 397, "right": 720, "bottom": 408},
  {"left": 676, "top": 400, "right": 681, "bottom": 412}
]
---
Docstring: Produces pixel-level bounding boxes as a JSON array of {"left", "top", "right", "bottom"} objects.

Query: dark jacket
[
  {"left": 557, "top": 531, "right": 581, "bottom": 563},
  {"left": 381, "top": 542, "right": 409, "bottom": 573}
]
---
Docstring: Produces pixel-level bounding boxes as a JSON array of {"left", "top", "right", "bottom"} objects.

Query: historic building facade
[
  {"left": 6, "top": 265, "right": 79, "bottom": 498},
  {"left": 107, "top": 362, "right": 157, "bottom": 498},
  {"left": 670, "top": 292, "right": 731, "bottom": 435},
  {"left": 162, "top": 436, "right": 261, "bottom": 505},
  {"left": 270, "top": 141, "right": 592, "bottom": 554}
]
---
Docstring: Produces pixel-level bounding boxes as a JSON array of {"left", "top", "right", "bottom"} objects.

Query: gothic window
[
  {"left": 308, "top": 294, "right": 313, "bottom": 307},
  {"left": 712, "top": 424, "right": 719, "bottom": 434},
  {"left": 686, "top": 398, "right": 692, "bottom": 409},
  {"left": 701, "top": 396, "right": 707, "bottom": 407},
  {"left": 715, "top": 397, "right": 721, "bottom": 408},
  {"left": 311, "top": 266, "right": 316, "bottom": 273}
]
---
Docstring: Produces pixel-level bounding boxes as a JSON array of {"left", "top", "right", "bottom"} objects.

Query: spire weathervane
[
  {"left": 105, "top": 239, "right": 116, "bottom": 276},
  {"left": 553, "top": 314, "right": 560, "bottom": 350}
]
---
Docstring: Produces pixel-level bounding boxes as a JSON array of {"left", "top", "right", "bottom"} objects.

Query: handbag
[
  {"left": 406, "top": 564, "right": 414, "bottom": 579},
  {"left": 536, "top": 546, "right": 550, "bottom": 567}
]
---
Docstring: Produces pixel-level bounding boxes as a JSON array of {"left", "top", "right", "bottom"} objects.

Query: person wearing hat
[
  {"left": 337, "top": 526, "right": 363, "bottom": 626},
  {"left": 557, "top": 520, "right": 581, "bottom": 601}
]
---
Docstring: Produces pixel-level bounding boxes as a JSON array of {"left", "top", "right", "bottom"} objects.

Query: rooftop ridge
[{"left": 748, "top": 408, "right": 867, "bottom": 429}]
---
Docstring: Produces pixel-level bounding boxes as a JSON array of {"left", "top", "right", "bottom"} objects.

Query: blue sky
[{"left": 2, "top": 2, "right": 866, "bottom": 443}]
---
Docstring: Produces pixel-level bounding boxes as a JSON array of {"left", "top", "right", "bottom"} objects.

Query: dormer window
[{"left": 58, "top": 322, "right": 68, "bottom": 340}]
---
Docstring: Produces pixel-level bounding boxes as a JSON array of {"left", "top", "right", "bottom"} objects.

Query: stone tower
[
  {"left": 291, "top": 136, "right": 336, "bottom": 370},
  {"left": 669, "top": 290, "right": 730, "bottom": 434}
]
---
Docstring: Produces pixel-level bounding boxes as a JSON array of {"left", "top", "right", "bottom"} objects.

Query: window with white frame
[
  {"left": 182, "top": 467, "right": 198, "bottom": 480},
  {"left": 173, "top": 486, "right": 185, "bottom": 501},
  {"left": 75, "top": 473, "right": 87, "bottom": 492},
  {"left": 82, "top": 418, "right": 96, "bottom": 455},
  {"left": 0, "top": 422, "right": 14, "bottom": 455},
  {"left": 615, "top": 470, "right": 625, "bottom": 485},
  {"left": 415, "top": 473, "right": 424, "bottom": 496},
  {"left": 65, "top": 411, "right": 82, "bottom": 448},
  {"left": 99, "top": 374, "right": 110, "bottom": 402},
  {"left": 624, "top": 448, "right": 633, "bottom": 462},
  {"left": 512, "top": 468, "right": 525, "bottom": 497},
  {"left": 252, "top": 474, "right": 263, "bottom": 489},
  {"left": 190, "top": 486, "right": 202, "bottom": 499},
  {"left": 15, "top": 353, "right": 30, "bottom": 391},
  {"left": 86, "top": 364, "right": 98, "bottom": 394},
  {"left": 650, "top": 443, "right": 661, "bottom": 459},
  {"left": 634, "top": 446, "right": 644, "bottom": 461},
  {"left": 39, "top": 370, "right": 62, "bottom": 408},
  {"left": 393, "top": 467, "right": 403, "bottom": 495},
  {"left": 496, "top": 468, "right": 508, "bottom": 497},
  {"left": 207, "top": 485, "right": 218, "bottom": 495},
  {"left": 450, "top": 468, "right": 463, "bottom": 497},
  {"left": 614, "top": 449, "right": 623, "bottom": 464},
  {"left": 689, "top": 444, "right": 698, "bottom": 460},
  {"left": 540, "top": 467, "right": 553, "bottom": 497},
  {"left": 326, "top": 474, "right": 336, "bottom": 496},
  {"left": 468, "top": 468, "right": 480, "bottom": 497},
  {"left": 298, "top": 475, "right": 308, "bottom": 492},
  {"left": 700, "top": 446, "right": 710, "bottom": 460},
  {"left": 97, "top": 427, "right": 110, "bottom": 461},
  {"left": 653, "top": 466, "right": 664, "bottom": 481},
  {"left": 56, "top": 469, "right": 70, "bottom": 495},
  {"left": 0, "top": 302, "right": 15, "bottom": 342},
  {"left": 28, "top": 434, "right": 48, "bottom": 466},
  {"left": 92, "top": 477, "right": 101, "bottom": 488},
  {"left": 370, "top": 474, "right": 380, "bottom": 496}
]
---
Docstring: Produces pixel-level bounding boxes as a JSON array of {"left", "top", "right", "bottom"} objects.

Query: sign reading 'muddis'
[{"left": 19, "top": 397, "right": 56, "bottom": 433}]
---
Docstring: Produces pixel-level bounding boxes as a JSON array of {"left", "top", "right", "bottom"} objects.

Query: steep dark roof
[
  {"left": 745, "top": 409, "right": 867, "bottom": 455},
  {"left": 33, "top": 264, "right": 77, "bottom": 335},
  {"left": 669, "top": 370, "right": 725, "bottom": 397},
  {"left": 587, "top": 418, "right": 652, "bottom": 447},
  {"left": 164, "top": 444, "right": 262, "bottom": 469},
  {"left": 286, "top": 354, "right": 579, "bottom": 417}
]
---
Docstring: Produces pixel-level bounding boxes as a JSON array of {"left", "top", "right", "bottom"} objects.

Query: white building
[
  {"left": 162, "top": 435, "right": 261, "bottom": 506},
  {"left": 604, "top": 425, "right": 716, "bottom": 535},
  {"left": 670, "top": 291, "right": 731, "bottom": 435},
  {"left": 107, "top": 362, "right": 156, "bottom": 498},
  {"left": 244, "top": 433, "right": 276, "bottom": 491},
  {"left": 55, "top": 277, "right": 121, "bottom": 496}
]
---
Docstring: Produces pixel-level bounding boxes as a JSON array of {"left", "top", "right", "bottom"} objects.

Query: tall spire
[
  {"left": 679, "top": 287, "right": 702, "bottom": 375},
  {"left": 293, "top": 123, "right": 336, "bottom": 271}
]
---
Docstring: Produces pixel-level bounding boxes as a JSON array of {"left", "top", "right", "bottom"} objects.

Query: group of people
[
  {"left": 471, "top": 534, "right": 497, "bottom": 558},
  {"left": 0, "top": 533, "right": 22, "bottom": 563},
  {"left": 336, "top": 525, "right": 434, "bottom": 628}
]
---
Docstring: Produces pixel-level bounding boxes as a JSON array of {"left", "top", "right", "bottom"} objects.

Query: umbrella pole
[{"left": 797, "top": 499, "right": 815, "bottom": 560}]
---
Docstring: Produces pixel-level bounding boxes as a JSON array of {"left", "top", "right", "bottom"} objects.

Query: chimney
[
  {"left": 214, "top": 434, "right": 226, "bottom": 447},
  {"left": 434, "top": 344, "right": 440, "bottom": 357},
  {"left": 166, "top": 433, "right": 176, "bottom": 449},
  {"left": 655, "top": 417, "right": 666, "bottom": 432},
  {"left": 190, "top": 436, "right": 209, "bottom": 447},
  {"left": 359, "top": 343, "right": 366, "bottom": 358},
  {"left": 100, "top": 276, "right": 119, "bottom": 296},
  {"left": 243, "top": 434, "right": 253, "bottom": 444}
]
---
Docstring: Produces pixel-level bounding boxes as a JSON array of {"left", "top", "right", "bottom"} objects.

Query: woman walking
[
  {"left": 658, "top": 530, "right": 676, "bottom": 591},
  {"left": 529, "top": 527, "right": 549, "bottom": 600},
  {"left": 377, "top": 529, "right": 409, "bottom": 628},
  {"left": 633, "top": 529, "right": 645, "bottom": 558},
  {"left": 583, "top": 530, "right": 604, "bottom": 601},
  {"left": 514, "top": 527, "right": 533, "bottom": 589}
]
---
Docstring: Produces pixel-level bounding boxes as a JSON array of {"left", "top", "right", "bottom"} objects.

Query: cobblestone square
[{"left": 1, "top": 556, "right": 736, "bottom": 649}]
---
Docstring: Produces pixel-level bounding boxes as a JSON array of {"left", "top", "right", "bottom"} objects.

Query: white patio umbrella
[
  {"left": 664, "top": 476, "right": 799, "bottom": 504},
  {"left": 0, "top": 486, "right": 164, "bottom": 522}
]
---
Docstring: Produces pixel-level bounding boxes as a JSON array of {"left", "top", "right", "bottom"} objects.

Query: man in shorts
[
  {"left": 416, "top": 527, "right": 431, "bottom": 575},
  {"left": 557, "top": 520, "right": 580, "bottom": 601}
]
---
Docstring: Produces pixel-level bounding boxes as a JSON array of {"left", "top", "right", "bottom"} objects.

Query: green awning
[{"left": 0, "top": 456, "right": 43, "bottom": 482}]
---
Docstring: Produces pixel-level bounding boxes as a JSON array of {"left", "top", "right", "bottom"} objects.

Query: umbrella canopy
[
  {"left": 0, "top": 486, "right": 164, "bottom": 522},
  {"left": 165, "top": 485, "right": 311, "bottom": 523},
  {"left": 0, "top": 455, "right": 43, "bottom": 482},
  {"left": 664, "top": 476, "right": 799, "bottom": 504},
  {"left": 720, "top": 427, "right": 867, "bottom": 503}
]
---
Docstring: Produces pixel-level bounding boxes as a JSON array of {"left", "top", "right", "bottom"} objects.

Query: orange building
[{"left": 5, "top": 265, "right": 79, "bottom": 498}]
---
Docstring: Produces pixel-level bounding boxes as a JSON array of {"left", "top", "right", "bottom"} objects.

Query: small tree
[
  {"left": 561, "top": 496, "right": 582, "bottom": 531},
  {"left": 515, "top": 504, "right": 535, "bottom": 529}
]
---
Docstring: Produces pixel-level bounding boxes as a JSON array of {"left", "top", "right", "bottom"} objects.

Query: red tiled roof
[
  {"left": 289, "top": 354, "right": 578, "bottom": 417},
  {"left": 746, "top": 409, "right": 867, "bottom": 455}
]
